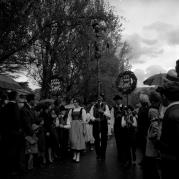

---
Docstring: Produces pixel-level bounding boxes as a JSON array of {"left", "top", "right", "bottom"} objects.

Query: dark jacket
[
  {"left": 160, "top": 103, "right": 179, "bottom": 161},
  {"left": 21, "top": 103, "right": 36, "bottom": 136},
  {"left": 2, "top": 102, "right": 21, "bottom": 135}
]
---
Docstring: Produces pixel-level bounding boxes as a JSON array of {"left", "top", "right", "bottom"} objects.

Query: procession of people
[{"left": 0, "top": 60, "right": 179, "bottom": 179}]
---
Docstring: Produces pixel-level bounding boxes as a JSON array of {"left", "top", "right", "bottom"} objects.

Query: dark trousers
[
  {"left": 114, "top": 131, "right": 122, "bottom": 161},
  {"left": 143, "top": 157, "right": 161, "bottom": 179},
  {"left": 161, "top": 159, "right": 178, "bottom": 179},
  {"left": 93, "top": 121, "right": 108, "bottom": 158},
  {"left": 58, "top": 128, "right": 69, "bottom": 156}
]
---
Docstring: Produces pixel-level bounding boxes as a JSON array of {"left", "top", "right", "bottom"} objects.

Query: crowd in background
[{"left": 0, "top": 61, "right": 179, "bottom": 179}]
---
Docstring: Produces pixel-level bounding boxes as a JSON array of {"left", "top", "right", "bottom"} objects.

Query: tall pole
[
  {"left": 93, "top": 21, "right": 101, "bottom": 98},
  {"left": 97, "top": 53, "right": 100, "bottom": 98}
]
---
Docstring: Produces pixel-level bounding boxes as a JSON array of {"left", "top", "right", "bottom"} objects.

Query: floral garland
[{"left": 116, "top": 71, "right": 137, "bottom": 94}]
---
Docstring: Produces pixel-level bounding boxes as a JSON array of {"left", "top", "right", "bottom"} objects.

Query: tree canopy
[{"left": 0, "top": 0, "right": 128, "bottom": 103}]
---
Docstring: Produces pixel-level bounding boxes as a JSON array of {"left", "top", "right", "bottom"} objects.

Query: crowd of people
[{"left": 0, "top": 60, "right": 179, "bottom": 179}]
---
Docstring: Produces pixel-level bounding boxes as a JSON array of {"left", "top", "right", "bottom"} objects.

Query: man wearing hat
[
  {"left": 157, "top": 76, "right": 179, "bottom": 179},
  {"left": 90, "top": 94, "right": 111, "bottom": 160},
  {"left": 111, "top": 95, "right": 123, "bottom": 161}
]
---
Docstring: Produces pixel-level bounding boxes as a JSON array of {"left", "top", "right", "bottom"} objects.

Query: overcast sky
[{"left": 109, "top": 0, "right": 179, "bottom": 86}]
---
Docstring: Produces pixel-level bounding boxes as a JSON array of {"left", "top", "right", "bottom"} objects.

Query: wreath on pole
[{"left": 116, "top": 71, "right": 137, "bottom": 94}]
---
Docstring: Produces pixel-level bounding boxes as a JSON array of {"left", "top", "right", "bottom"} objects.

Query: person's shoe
[
  {"left": 76, "top": 155, "right": 80, "bottom": 163},
  {"left": 73, "top": 154, "right": 77, "bottom": 161}
]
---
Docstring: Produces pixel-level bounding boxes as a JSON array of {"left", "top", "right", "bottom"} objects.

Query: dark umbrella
[
  {"left": 38, "top": 99, "right": 55, "bottom": 104},
  {"left": 0, "top": 74, "right": 22, "bottom": 90},
  {"left": 65, "top": 103, "right": 75, "bottom": 109},
  {"left": 36, "top": 99, "right": 55, "bottom": 109},
  {"left": 143, "top": 73, "right": 167, "bottom": 86}
]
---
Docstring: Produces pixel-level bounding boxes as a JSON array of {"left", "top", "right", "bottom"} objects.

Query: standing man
[
  {"left": 111, "top": 95, "right": 123, "bottom": 161},
  {"left": 157, "top": 79, "right": 179, "bottom": 179},
  {"left": 2, "top": 91, "right": 21, "bottom": 177},
  {"left": 21, "top": 93, "right": 36, "bottom": 137},
  {"left": 90, "top": 94, "right": 111, "bottom": 160}
]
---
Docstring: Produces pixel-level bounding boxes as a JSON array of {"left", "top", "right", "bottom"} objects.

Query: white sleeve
[
  {"left": 121, "top": 116, "right": 126, "bottom": 127},
  {"left": 132, "top": 117, "right": 137, "bottom": 127},
  {"left": 63, "top": 109, "right": 72, "bottom": 128},
  {"left": 89, "top": 105, "right": 95, "bottom": 121},
  {"left": 110, "top": 108, "right": 115, "bottom": 126},
  {"left": 104, "top": 105, "right": 111, "bottom": 118},
  {"left": 82, "top": 108, "right": 87, "bottom": 122}
]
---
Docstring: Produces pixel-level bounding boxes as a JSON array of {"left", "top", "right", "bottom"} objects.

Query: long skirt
[{"left": 69, "top": 120, "right": 86, "bottom": 151}]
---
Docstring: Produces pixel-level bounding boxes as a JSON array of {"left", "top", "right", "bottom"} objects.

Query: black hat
[
  {"left": 26, "top": 93, "right": 35, "bottom": 102},
  {"left": 59, "top": 105, "right": 66, "bottom": 111},
  {"left": 113, "top": 95, "right": 122, "bottom": 101}
]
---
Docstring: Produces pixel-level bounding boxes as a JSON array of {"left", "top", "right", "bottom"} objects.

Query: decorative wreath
[{"left": 116, "top": 71, "right": 137, "bottom": 94}]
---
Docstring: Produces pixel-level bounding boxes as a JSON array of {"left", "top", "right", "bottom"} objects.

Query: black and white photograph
[{"left": 0, "top": 0, "right": 179, "bottom": 179}]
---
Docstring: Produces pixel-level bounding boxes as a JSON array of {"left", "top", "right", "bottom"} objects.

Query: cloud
[
  {"left": 125, "top": 33, "right": 163, "bottom": 64},
  {"left": 146, "top": 65, "right": 167, "bottom": 77},
  {"left": 134, "top": 69, "right": 146, "bottom": 86},
  {"left": 134, "top": 65, "right": 167, "bottom": 86},
  {"left": 144, "top": 22, "right": 179, "bottom": 46}
]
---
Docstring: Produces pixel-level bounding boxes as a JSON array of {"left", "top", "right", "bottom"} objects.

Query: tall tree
[
  {"left": 0, "top": 0, "right": 38, "bottom": 73},
  {"left": 22, "top": 0, "right": 123, "bottom": 100}
]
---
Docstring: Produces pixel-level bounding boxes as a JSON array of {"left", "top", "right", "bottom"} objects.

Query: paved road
[{"left": 25, "top": 137, "right": 143, "bottom": 179}]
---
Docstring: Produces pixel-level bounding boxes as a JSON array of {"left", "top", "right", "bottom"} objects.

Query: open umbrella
[
  {"left": 143, "top": 73, "right": 167, "bottom": 86},
  {"left": 0, "top": 74, "right": 22, "bottom": 90},
  {"left": 36, "top": 99, "right": 55, "bottom": 108},
  {"left": 38, "top": 99, "right": 55, "bottom": 104},
  {"left": 65, "top": 103, "right": 75, "bottom": 109}
]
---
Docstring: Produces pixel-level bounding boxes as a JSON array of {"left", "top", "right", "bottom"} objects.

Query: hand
[
  {"left": 59, "top": 124, "right": 64, "bottom": 128},
  {"left": 46, "top": 132, "right": 50, "bottom": 136}
]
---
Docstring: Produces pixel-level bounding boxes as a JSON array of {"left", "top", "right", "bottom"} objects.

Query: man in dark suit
[
  {"left": 2, "top": 91, "right": 21, "bottom": 176},
  {"left": 90, "top": 94, "right": 111, "bottom": 160},
  {"left": 21, "top": 93, "right": 36, "bottom": 137},
  {"left": 157, "top": 77, "right": 179, "bottom": 179}
]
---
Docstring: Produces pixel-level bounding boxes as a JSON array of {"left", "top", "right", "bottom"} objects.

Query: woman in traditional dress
[{"left": 62, "top": 98, "right": 87, "bottom": 162}]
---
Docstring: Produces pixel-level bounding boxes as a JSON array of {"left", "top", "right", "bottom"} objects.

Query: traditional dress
[{"left": 67, "top": 107, "right": 87, "bottom": 151}]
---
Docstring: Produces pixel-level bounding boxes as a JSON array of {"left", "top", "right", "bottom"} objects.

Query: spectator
[
  {"left": 137, "top": 94, "right": 150, "bottom": 166},
  {"left": 144, "top": 91, "right": 162, "bottom": 179},
  {"left": 157, "top": 76, "right": 179, "bottom": 179},
  {"left": 2, "top": 91, "right": 21, "bottom": 176}
]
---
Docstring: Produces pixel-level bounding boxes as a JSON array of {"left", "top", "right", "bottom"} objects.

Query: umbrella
[
  {"left": 36, "top": 99, "right": 55, "bottom": 108},
  {"left": 65, "top": 103, "right": 75, "bottom": 109},
  {"left": 143, "top": 73, "right": 167, "bottom": 86},
  {"left": 0, "top": 74, "right": 22, "bottom": 90},
  {"left": 38, "top": 99, "right": 55, "bottom": 104}
]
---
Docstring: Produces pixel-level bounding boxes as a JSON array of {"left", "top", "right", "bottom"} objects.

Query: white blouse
[{"left": 66, "top": 107, "right": 87, "bottom": 126}]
